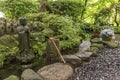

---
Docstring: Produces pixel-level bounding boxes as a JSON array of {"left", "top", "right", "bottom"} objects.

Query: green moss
[
  {"left": 0, "top": 35, "right": 18, "bottom": 56},
  {"left": 90, "top": 38, "right": 102, "bottom": 43},
  {"left": 3, "top": 75, "right": 19, "bottom": 80},
  {"left": 90, "top": 47, "right": 99, "bottom": 56},
  {"left": 91, "top": 43, "right": 103, "bottom": 49},
  {"left": 0, "top": 35, "right": 19, "bottom": 65},
  {"left": 103, "top": 41, "right": 119, "bottom": 48},
  {"left": 0, "top": 35, "right": 18, "bottom": 47}
]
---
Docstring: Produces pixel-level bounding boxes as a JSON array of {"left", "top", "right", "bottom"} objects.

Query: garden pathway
[{"left": 72, "top": 34, "right": 120, "bottom": 80}]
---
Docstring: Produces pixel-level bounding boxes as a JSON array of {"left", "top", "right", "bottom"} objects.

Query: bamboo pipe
[{"left": 49, "top": 37, "right": 66, "bottom": 63}]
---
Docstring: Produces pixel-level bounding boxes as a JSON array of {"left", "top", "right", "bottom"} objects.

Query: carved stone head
[{"left": 19, "top": 17, "right": 27, "bottom": 26}]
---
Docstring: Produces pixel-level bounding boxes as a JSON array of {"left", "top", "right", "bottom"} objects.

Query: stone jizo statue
[
  {"left": 0, "top": 24, "right": 5, "bottom": 36},
  {"left": 17, "top": 17, "right": 30, "bottom": 55},
  {"left": 79, "top": 40, "right": 91, "bottom": 52}
]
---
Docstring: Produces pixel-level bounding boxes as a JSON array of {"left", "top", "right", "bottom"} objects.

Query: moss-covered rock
[
  {"left": 90, "top": 47, "right": 99, "bottom": 56},
  {"left": 103, "top": 41, "right": 119, "bottom": 48},
  {"left": 91, "top": 43, "right": 104, "bottom": 49},
  {"left": 3, "top": 75, "right": 19, "bottom": 80},
  {"left": 90, "top": 38, "right": 102, "bottom": 43}
]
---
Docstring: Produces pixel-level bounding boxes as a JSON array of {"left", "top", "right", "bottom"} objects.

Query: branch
[{"left": 80, "top": 0, "right": 88, "bottom": 21}]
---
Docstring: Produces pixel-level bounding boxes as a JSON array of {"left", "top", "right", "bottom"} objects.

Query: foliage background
[{"left": 0, "top": 0, "right": 120, "bottom": 65}]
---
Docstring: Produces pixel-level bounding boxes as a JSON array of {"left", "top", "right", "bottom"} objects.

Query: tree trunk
[
  {"left": 114, "top": 8, "right": 119, "bottom": 26},
  {"left": 39, "top": 0, "right": 47, "bottom": 12},
  {"left": 80, "top": 0, "right": 88, "bottom": 21}
]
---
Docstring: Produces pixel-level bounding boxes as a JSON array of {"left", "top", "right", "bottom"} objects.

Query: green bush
[
  {"left": 113, "top": 27, "right": 120, "bottom": 34},
  {"left": 26, "top": 12, "right": 83, "bottom": 50},
  {"left": 0, "top": 0, "right": 38, "bottom": 19},
  {"left": 46, "top": 0, "right": 84, "bottom": 18}
]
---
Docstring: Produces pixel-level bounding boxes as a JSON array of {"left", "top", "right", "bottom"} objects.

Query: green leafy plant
[
  {"left": 0, "top": 0, "right": 38, "bottom": 19},
  {"left": 113, "top": 27, "right": 120, "bottom": 34},
  {"left": 32, "top": 42, "right": 46, "bottom": 56},
  {"left": 26, "top": 12, "right": 83, "bottom": 51},
  {"left": 46, "top": 0, "right": 84, "bottom": 18}
]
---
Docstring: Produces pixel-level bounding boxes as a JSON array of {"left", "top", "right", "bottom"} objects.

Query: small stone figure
[
  {"left": 79, "top": 40, "right": 91, "bottom": 52},
  {"left": 17, "top": 17, "right": 30, "bottom": 54},
  {"left": 100, "top": 26, "right": 115, "bottom": 41},
  {"left": 0, "top": 24, "right": 5, "bottom": 36},
  {"left": 17, "top": 17, "right": 34, "bottom": 63},
  {"left": 6, "top": 20, "right": 13, "bottom": 35},
  {"left": 12, "top": 20, "right": 18, "bottom": 34},
  {"left": 0, "top": 18, "right": 6, "bottom": 36}
]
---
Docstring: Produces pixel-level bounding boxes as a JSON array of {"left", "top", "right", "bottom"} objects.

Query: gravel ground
[{"left": 72, "top": 41, "right": 120, "bottom": 80}]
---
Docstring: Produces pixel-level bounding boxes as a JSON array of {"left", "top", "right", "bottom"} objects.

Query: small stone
[
  {"left": 63, "top": 54, "right": 81, "bottom": 65},
  {"left": 3, "top": 75, "right": 19, "bottom": 80},
  {"left": 90, "top": 38, "right": 102, "bottom": 43},
  {"left": 75, "top": 52, "right": 92, "bottom": 58},
  {"left": 63, "top": 55, "right": 81, "bottom": 62},
  {"left": 37, "top": 63, "right": 73, "bottom": 80},
  {"left": 21, "top": 69, "right": 44, "bottom": 80}
]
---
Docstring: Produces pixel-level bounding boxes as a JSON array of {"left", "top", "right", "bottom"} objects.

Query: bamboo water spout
[{"left": 49, "top": 37, "right": 66, "bottom": 63}]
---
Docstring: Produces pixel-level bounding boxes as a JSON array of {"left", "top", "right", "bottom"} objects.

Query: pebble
[{"left": 72, "top": 44, "right": 120, "bottom": 80}]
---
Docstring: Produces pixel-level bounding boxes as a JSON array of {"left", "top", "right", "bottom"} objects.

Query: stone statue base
[{"left": 16, "top": 53, "right": 35, "bottom": 63}]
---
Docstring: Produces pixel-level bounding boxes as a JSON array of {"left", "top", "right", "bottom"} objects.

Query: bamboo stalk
[{"left": 49, "top": 37, "right": 66, "bottom": 63}]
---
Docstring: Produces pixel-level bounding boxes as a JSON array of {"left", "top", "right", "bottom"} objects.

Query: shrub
[
  {"left": 0, "top": 0, "right": 38, "bottom": 19},
  {"left": 26, "top": 12, "right": 83, "bottom": 51},
  {"left": 113, "top": 27, "right": 120, "bottom": 34},
  {"left": 46, "top": 0, "right": 84, "bottom": 18}
]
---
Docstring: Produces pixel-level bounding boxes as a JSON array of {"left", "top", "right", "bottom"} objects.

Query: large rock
[
  {"left": 3, "top": 75, "right": 19, "bottom": 80},
  {"left": 21, "top": 69, "right": 44, "bottom": 80},
  {"left": 37, "top": 63, "right": 73, "bottom": 80},
  {"left": 103, "top": 41, "right": 119, "bottom": 48}
]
